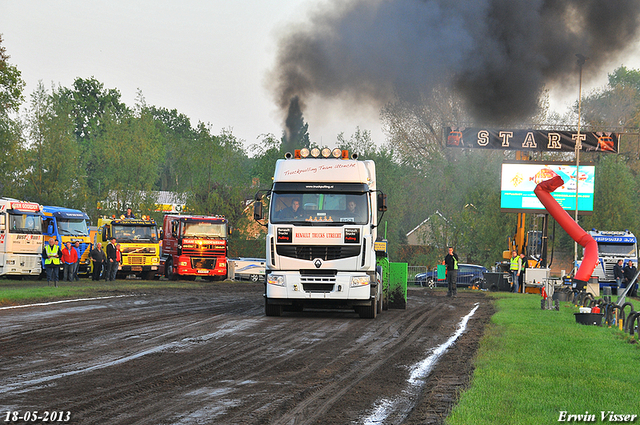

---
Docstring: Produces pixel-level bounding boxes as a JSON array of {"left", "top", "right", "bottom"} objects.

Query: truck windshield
[
  {"left": 270, "top": 192, "right": 368, "bottom": 225},
  {"left": 57, "top": 219, "right": 89, "bottom": 236},
  {"left": 183, "top": 221, "right": 226, "bottom": 238},
  {"left": 596, "top": 242, "right": 637, "bottom": 257},
  {"left": 113, "top": 225, "right": 159, "bottom": 243},
  {"left": 8, "top": 213, "right": 42, "bottom": 234}
]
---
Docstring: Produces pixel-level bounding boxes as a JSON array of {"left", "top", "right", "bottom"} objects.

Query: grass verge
[
  {"left": 448, "top": 292, "right": 639, "bottom": 425},
  {"left": 0, "top": 278, "right": 211, "bottom": 307}
]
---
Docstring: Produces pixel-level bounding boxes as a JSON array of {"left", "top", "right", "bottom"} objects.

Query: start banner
[{"left": 445, "top": 128, "right": 619, "bottom": 153}]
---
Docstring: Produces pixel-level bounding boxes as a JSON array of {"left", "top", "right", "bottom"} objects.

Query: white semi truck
[
  {"left": 579, "top": 229, "right": 638, "bottom": 289},
  {"left": 254, "top": 147, "right": 387, "bottom": 318},
  {"left": 0, "top": 198, "right": 44, "bottom": 277}
]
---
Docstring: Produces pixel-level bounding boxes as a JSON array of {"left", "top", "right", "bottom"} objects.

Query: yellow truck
[{"left": 96, "top": 216, "right": 161, "bottom": 280}]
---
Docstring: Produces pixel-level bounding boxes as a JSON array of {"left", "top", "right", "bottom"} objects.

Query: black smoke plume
[{"left": 271, "top": 0, "right": 640, "bottom": 126}]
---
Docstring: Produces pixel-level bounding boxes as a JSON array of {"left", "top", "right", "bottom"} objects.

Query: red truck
[{"left": 161, "top": 214, "right": 229, "bottom": 280}]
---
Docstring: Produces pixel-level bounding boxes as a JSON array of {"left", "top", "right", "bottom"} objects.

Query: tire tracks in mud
[{"left": 0, "top": 284, "right": 492, "bottom": 425}]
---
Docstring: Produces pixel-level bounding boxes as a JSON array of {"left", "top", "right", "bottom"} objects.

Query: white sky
[
  {"left": 1, "top": 0, "right": 385, "bottom": 149},
  {"left": 2, "top": 1, "right": 640, "bottom": 150}
]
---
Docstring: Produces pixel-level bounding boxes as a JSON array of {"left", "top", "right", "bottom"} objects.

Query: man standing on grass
[
  {"left": 61, "top": 242, "right": 78, "bottom": 282},
  {"left": 90, "top": 242, "right": 106, "bottom": 281},
  {"left": 106, "top": 238, "right": 118, "bottom": 281},
  {"left": 43, "top": 237, "right": 60, "bottom": 287}
]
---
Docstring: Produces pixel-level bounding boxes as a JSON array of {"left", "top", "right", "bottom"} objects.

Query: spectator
[
  {"left": 518, "top": 253, "right": 528, "bottom": 291},
  {"left": 90, "top": 243, "right": 106, "bottom": 281},
  {"left": 623, "top": 260, "right": 637, "bottom": 297},
  {"left": 614, "top": 259, "right": 624, "bottom": 290},
  {"left": 116, "top": 243, "right": 122, "bottom": 269},
  {"left": 106, "top": 238, "right": 118, "bottom": 281},
  {"left": 43, "top": 237, "right": 60, "bottom": 286},
  {"left": 72, "top": 241, "right": 81, "bottom": 281},
  {"left": 509, "top": 250, "right": 521, "bottom": 293},
  {"left": 61, "top": 241, "right": 78, "bottom": 282}
]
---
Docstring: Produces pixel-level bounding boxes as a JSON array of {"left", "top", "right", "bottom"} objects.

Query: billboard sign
[{"left": 501, "top": 162, "right": 595, "bottom": 213}]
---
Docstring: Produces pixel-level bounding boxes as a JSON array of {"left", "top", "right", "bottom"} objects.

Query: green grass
[
  {"left": 0, "top": 278, "right": 212, "bottom": 306},
  {"left": 448, "top": 293, "right": 640, "bottom": 425}
]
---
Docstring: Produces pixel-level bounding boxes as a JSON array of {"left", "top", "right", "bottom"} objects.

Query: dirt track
[{"left": 0, "top": 283, "right": 494, "bottom": 424}]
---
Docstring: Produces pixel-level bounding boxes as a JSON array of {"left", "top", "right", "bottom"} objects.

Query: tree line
[{"left": 2, "top": 35, "right": 640, "bottom": 268}]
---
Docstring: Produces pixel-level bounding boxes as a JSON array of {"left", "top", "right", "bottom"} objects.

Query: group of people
[
  {"left": 90, "top": 238, "right": 122, "bottom": 281},
  {"left": 42, "top": 236, "right": 122, "bottom": 285},
  {"left": 43, "top": 238, "right": 84, "bottom": 285},
  {"left": 613, "top": 259, "right": 638, "bottom": 297},
  {"left": 443, "top": 248, "right": 529, "bottom": 297}
]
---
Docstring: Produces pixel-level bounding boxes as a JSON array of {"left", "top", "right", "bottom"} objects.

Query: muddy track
[{"left": 0, "top": 283, "right": 494, "bottom": 424}]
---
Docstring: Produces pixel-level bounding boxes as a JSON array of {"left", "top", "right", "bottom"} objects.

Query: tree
[
  {"left": 176, "top": 124, "right": 251, "bottom": 223},
  {"left": 89, "top": 104, "right": 162, "bottom": 217},
  {"left": 19, "top": 82, "right": 86, "bottom": 206},
  {"left": 0, "top": 34, "right": 26, "bottom": 195},
  {"left": 282, "top": 96, "right": 310, "bottom": 152},
  {"left": 250, "top": 133, "right": 284, "bottom": 190},
  {"left": 148, "top": 105, "right": 195, "bottom": 191}
]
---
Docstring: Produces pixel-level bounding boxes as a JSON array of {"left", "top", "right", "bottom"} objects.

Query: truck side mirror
[
  {"left": 254, "top": 202, "right": 263, "bottom": 221},
  {"left": 47, "top": 224, "right": 54, "bottom": 235},
  {"left": 377, "top": 193, "right": 387, "bottom": 212}
]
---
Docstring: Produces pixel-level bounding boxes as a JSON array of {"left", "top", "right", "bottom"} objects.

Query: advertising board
[{"left": 500, "top": 162, "right": 595, "bottom": 213}]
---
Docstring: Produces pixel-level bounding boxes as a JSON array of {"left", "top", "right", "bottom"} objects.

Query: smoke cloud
[{"left": 270, "top": 0, "right": 640, "bottom": 127}]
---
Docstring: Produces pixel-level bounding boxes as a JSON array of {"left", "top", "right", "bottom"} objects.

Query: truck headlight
[
  {"left": 350, "top": 276, "right": 370, "bottom": 287},
  {"left": 267, "top": 274, "right": 285, "bottom": 287}
]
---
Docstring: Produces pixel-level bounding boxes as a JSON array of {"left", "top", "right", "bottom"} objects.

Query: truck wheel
[
  {"left": 165, "top": 259, "right": 178, "bottom": 281},
  {"left": 250, "top": 274, "right": 260, "bottom": 282},
  {"left": 358, "top": 298, "right": 377, "bottom": 319},
  {"left": 265, "top": 298, "right": 282, "bottom": 316}
]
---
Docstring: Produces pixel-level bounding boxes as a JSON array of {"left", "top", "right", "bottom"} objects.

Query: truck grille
[
  {"left": 301, "top": 275, "right": 337, "bottom": 293},
  {"left": 276, "top": 245, "right": 361, "bottom": 261},
  {"left": 128, "top": 256, "right": 145, "bottom": 265},
  {"left": 190, "top": 258, "right": 217, "bottom": 269}
]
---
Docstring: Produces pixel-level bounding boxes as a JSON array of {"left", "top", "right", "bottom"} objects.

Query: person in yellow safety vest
[
  {"left": 510, "top": 250, "right": 521, "bottom": 293},
  {"left": 43, "top": 237, "right": 60, "bottom": 287}
]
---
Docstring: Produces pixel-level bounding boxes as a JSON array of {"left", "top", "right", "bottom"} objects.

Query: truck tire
[
  {"left": 358, "top": 298, "right": 377, "bottom": 319},
  {"left": 265, "top": 298, "right": 282, "bottom": 316},
  {"left": 250, "top": 274, "right": 260, "bottom": 282},
  {"left": 165, "top": 259, "right": 178, "bottom": 281}
]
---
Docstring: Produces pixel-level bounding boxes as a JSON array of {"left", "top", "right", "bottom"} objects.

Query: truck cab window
[{"left": 271, "top": 192, "right": 368, "bottom": 225}]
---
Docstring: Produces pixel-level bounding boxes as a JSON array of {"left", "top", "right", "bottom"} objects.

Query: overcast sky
[
  {"left": 2, "top": 1, "right": 639, "bottom": 150},
  {"left": 1, "top": 0, "right": 385, "bottom": 147}
]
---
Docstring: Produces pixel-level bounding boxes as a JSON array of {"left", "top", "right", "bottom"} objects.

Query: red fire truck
[{"left": 161, "top": 214, "right": 229, "bottom": 280}]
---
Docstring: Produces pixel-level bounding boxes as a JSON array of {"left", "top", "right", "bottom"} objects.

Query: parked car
[{"left": 414, "top": 264, "right": 488, "bottom": 289}]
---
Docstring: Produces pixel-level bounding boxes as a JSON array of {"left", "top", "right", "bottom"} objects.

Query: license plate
[
  {"left": 198, "top": 269, "right": 209, "bottom": 274},
  {"left": 131, "top": 266, "right": 142, "bottom": 271}
]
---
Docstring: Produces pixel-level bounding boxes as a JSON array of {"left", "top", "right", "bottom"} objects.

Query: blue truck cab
[{"left": 41, "top": 206, "right": 92, "bottom": 276}]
